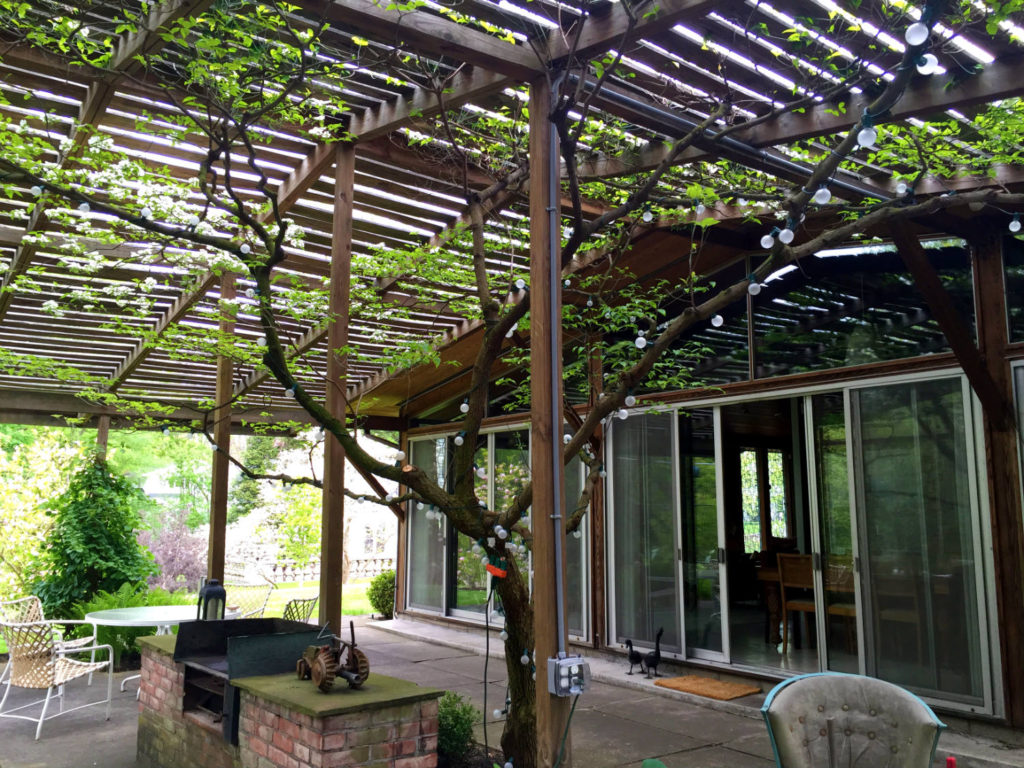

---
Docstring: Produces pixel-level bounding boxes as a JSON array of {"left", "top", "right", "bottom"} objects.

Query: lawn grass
[{"left": 264, "top": 578, "right": 375, "bottom": 618}]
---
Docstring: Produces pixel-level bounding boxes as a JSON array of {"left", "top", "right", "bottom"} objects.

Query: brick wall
[
  {"left": 137, "top": 641, "right": 439, "bottom": 768},
  {"left": 237, "top": 694, "right": 438, "bottom": 768}
]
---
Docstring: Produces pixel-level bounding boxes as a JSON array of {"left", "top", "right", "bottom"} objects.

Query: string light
[
  {"left": 256, "top": 335, "right": 267, "bottom": 347},
  {"left": 30, "top": 185, "right": 42, "bottom": 196},
  {"left": 760, "top": 231, "right": 775, "bottom": 249},
  {"left": 78, "top": 202, "right": 90, "bottom": 213},
  {"left": 812, "top": 186, "right": 832, "bottom": 205},
  {"left": 624, "top": 393, "right": 636, "bottom": 407},
  {"left": 562, "top": 433, "right": 572, "bottom": 444},
  {"left": 460, "top": 400, "right": 470, "bottom": 413},
  {"left": 634, "top": 332, "right": 647, "bottom": 349},
  {"left": 284, "top": 386, "right": 296, "bottom": 399},
  {"left": 748, "top": 275, "right": 762, "bottom": 296},
  {"left": 641, "top": 209, "right": 654, "bottom": 223},
  {"left": 695, "top": 202, "right": 706, "bottom": 216},
  {"left": 520, "top": 650, "right": 530, "bottom": 666},
  {"left": 188, "top": 214, "right": 200, "bottom": 227},
  {"left": 573, "top": 530, "right": 582, "bottom": 539},
  {"left": 1010, "top": 215, "right": 1021, "bottom": 234},
  {"left": 140, "top": 206, "right": 152, "bottom": 218},
  {"left": 240, "top": 243, "right": 252, "bottom": 255},
  {"left": 905, "top": 21, "right": 929, "bottom": 47},
  {"left": 711, "top": 314, "right": 724, "bottom": 327},
  {"left": 476, "top": 465, "right": 487, "bottom": 479},
  {"left": 396, "top": 450, "right": 406, "bottom": 461},
  {"left": 778, "top": 225, "right": 795, "bottom": 245},
  {"left": 615, "top": 408, "right": 629, "bottom": 420},
  {"left": 586, "top": 297, "right": 593, "bottom": 307},
  {"left": 245, "top": 287, "right": 256, "bottom": 298},
  {"left": 454, "top": 432, "right": 465, "bottom": 446},
  {"left": 857, "top": 123, "right": 878, "bottom": 150},
  {"left": 563, "top": 279, "right": 570, "bottom": 287},
  {"left": 896, "top": 181, "right": 909, "bottom": 196},
  {"left": 500, "top": 629, "right": 508, "bottom": 641},
  {"left": 514, "top": 278, "right": 526, "bottom": 291},
  {"left": 916, "top": 53, "right": 939, "bottom": 75}
]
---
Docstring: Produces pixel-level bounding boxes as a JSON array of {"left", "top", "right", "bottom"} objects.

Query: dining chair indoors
[
  {"left": 761, "top": 672, "right": 945, "bottom": 768},
  {"left": 777, "top": 553, "right": 816, "bottom": 654},
  {"left": 0, "top": 620, "right": 114, "bottom": 739}
]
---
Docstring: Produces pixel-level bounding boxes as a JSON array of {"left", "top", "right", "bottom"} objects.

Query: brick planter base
[{"left": 137, "top": 636, "right": 440, "bottom": 768}]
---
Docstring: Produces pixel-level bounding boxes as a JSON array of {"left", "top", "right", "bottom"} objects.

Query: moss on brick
[{"left": 233, "top": 673, "right": 441, "bottom": 719}]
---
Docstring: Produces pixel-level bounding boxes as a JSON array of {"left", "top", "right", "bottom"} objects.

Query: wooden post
[
  {"left": 394, "top": 428, "right": 410, "bottom": 615},
  {"left": 529, "top": 75, "right": 571, "bottom": 768},
  {"left": 319, "top": 144, "right": 353, "bottom": 634},
  {"left": 95, "top": 414, "right": 110, "bottom": 461},
  {"left": 972, "top": 235, "right": 1024, "bottom": 726},
  {"left": 207, "top": 273, "right": 235, "bottom": 583}
]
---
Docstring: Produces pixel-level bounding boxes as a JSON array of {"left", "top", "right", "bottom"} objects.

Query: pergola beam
[{"left": 581, "top": 56, "right": 1024, "bottom": 179}]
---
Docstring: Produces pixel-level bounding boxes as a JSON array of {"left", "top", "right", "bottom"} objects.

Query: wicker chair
[
  {"left": 761, "top": 672, "right": 945, "bottom": 768},
  {"left": 0, "top": 621, "right": 113, "bottom": 739},
  {"left": 282, "top": 596, "right": 319, "bottom": 623},
  {"left": 0, "top": 597, "right": 96, "bottom": 686},
  {"left": 224, "top": 583, "right": 274, "bottom": 619}
]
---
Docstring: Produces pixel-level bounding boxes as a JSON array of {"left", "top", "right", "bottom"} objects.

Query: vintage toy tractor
[{"left": 296, "top": 620, "right": 370, "bottom": 692}]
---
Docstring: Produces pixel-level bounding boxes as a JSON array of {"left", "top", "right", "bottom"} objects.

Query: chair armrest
[{"left": 57, "top": 642, "right": 114, "bottom": 661}]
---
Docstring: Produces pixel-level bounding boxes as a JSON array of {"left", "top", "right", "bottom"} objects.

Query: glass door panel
[
  {"left": 565, "top": 455, "right": 587, "bottom": 638},
  {"left": 452, "top": 440, "right": 490, "bottom": 614},
  {"left": 854, "top": 378, "right": 985, "bottom": 702},
  {"left": 611, "top": 412, "right": 680, "bottom": 653},
  {"left": 407, "top": 439, "right": 447, "bottom": 611},
  {"left": 809, "top": 393, "right": 859, "bottom": 673},
  {"left": 680, "top": 409, "right": 723, "bottom": 656},
  {"left": 494, "top": 430, "right": 531, "bottom": 579}
]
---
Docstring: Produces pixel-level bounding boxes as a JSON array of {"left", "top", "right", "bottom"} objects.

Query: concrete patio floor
[{"left": 2, "top": 615, "right": 1023, "bottom": 768}]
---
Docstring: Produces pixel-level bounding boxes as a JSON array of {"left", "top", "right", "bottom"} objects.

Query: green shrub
[
  {"left": 75, "top": 582, "right": 193, "bottom": 667},
  {"left": 34, "top": 456, "right": 157, "bottom": 617},
  {"left": 437, "top": 691, "right": 478, "bottom": 764},
  {"left": 367, "top": 569, "right": 395, "bottom": 619}
]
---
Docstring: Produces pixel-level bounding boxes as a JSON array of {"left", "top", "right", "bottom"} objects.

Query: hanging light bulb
[
  {"left": 30, "top": 185, "right": 42, "bottom": 196},
  {"left": 856, "top": 125, "right": 878, "bottom": 149},
  {"left": 396, "top": 450, "right": 406, "bottom": 461},
  {"left": 760, "top": 233, "right": 775, "bottom": 249},
  {"left": 500, "top": 629, "right": 508, "bottom": 641},
  {"left": 240, "top": 243, "right": 252, "bottom": 255},
  {"left": 188, "top": 214, "right": 200, "bottom": 227},
  {"left": 487, "top": 536, "right": 496, "bottom": 547},
  {"left": 599, "top": 467, "right": 607, "bottom": 478},
  {"left": 459, "top": 400, "right": 470, "bottom": 413},
  {"left": 634, "top": 335, "right": 647, "bottom": 349},
  {"left": 514, "top": 278, "right": 526, "bottom": 291},
  {"left": 778, "top": 227, "right": 795, "bottom": 245},
  {"left": 562, "top": 433, "right": 572, "bottom": 444},
  {"left": 140, "top": 206, "right": 152, "bottom": 219},
  {"left": 573, "top": 530, "right": 582, "bottom": 539},
  {"left": 78, "top": 201, "right": 90, "bottom": 213},
  {"left": 1010, "top": 215, "right": 1022, "bottom": 234},
  {"left": 497, "top": 527, "right": 508, "bottom": 540},
  {"left": 812, "top": 187, "right": 832, "bottom": 205},
  {"left": 454, "top": 433, "right": 465, "bottom": 446},
  {"left": 563, "top": 278, "right": 570, "bottom": 288},
  {"left": 476, "top": 465, "right": 487, "bottom": 479},
  {"left": 695, "top": 202, "right": 706, "bottom": 216},
  {"left": 641, "top": 209, "right": 654, "bottom": 223},
  {"left": 385, "top": 493, "right": 396, "bottom": 502},
  {"left": 711, "top": 314, "right": 724, "bottom": 328},
  {"left": 748, "top": 279, "right": 762, "bottom": 296},
  {"left": 905, "top": 21, "right": 929, "bottom": 47},
  {"left": 256, "top": 335, "right": 267, "bottom": 347},
  {"left": 615, "top": 408, "right": 629, "bottom": 420},
  {"left": 284, "top": 386, "right": 296, "bottom": 399},
  {"left": 916, "top": 53, "right": 939, "bottom": 75},
  {"left": 895, "top": 181, "right": 909, "bottom": 196},
  {"left": 624, "top": 394, "right": 637, "bottom": 407},
  {"left": 586, "top": 297, "right": 593, "bottom": 307},
  {"left": 505, "top": 760, "right": 514, "bottom": 768},
  {"left": 244, "top": 287, "right": 255, "bottom": 299},
  {"left": 520, "top": 651, "right": 530, "bottom": 666}
]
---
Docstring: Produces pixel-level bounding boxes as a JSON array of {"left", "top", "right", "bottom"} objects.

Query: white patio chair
[
  {"left": 224, "top": 582, "right": 274, "bottom": 619},
  {"left": 0, "top": 620, "right": 113, "bottom": 739},
  {"left": 0, "top": 596, "right": 97, "bottom": 686},
  {"left": 761, "top": 672, "right": 945, "bottom": 768}
]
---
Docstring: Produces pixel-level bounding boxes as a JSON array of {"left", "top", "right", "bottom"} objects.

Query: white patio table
[{"left": 84, "top": 605, "right": 201, "bottom": 694}]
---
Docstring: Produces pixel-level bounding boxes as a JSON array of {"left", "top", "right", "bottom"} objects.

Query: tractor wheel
[
  {"left": 311, "top": 648, "right": 338, "bottom": 693},
  {"left": 347, "top": 647, "right": 370, "bottom": 688}
]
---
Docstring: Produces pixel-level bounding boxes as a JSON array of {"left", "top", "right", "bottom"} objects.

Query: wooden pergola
[{"left": 3, "top": 0, "right": 1024, "bottom": 752}]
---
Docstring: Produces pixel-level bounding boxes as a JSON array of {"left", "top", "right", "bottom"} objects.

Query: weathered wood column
[
  {"left": 319, "top": 144, "right": 354, "bottom": 634},
  {"left": 208, "top": 273, "right": 236, "bottom": 582},
  {"left": 95, "top": 414, "right": 110, "bottom": 460},
  {"left": 972, "top": 234, "right": 1024, "bottom": 726},
  {"left": 529, "top": 75, "right": 571, "bottom": 768}
]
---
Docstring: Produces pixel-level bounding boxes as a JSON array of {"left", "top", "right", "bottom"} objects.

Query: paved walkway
[{"left": 2, "top": 616, "right": 1023, "bottom": 768}]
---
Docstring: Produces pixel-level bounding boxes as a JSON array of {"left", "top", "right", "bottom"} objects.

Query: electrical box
[{"left": 547, "top": 656, "right": 590, "bottom": 697}]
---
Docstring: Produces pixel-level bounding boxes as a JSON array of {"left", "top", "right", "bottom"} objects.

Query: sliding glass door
[
  {"left": 852, "top": 378, "right": 987, "bottom": 704},
  {"left": 610, "top": 412, "right": 680, "bottom": 653},
  {"left": 407, "top": 438, "right": 447, "bottom": 611}
]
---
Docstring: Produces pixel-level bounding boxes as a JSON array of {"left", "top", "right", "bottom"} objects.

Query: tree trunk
[{"left": 493, "top": 556, "right": 538, "bottom": 767}]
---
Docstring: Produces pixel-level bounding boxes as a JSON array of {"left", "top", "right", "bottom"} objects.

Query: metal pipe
[{"left": 548, "top": 75, "right": 568, "bottom": 659}]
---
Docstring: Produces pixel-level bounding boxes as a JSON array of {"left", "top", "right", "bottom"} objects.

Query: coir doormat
[{"left": 654, "top": 675, "right": 761, "bottom": 701}]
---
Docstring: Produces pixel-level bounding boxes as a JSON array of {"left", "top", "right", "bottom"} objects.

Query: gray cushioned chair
[{"left": 761, "top": 672, "right": 945, "bottom": 768}]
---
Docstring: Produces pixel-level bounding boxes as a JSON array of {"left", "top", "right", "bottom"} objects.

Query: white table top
[{"left": 84, "top": 604, "right": 199, "bottom": 628}]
